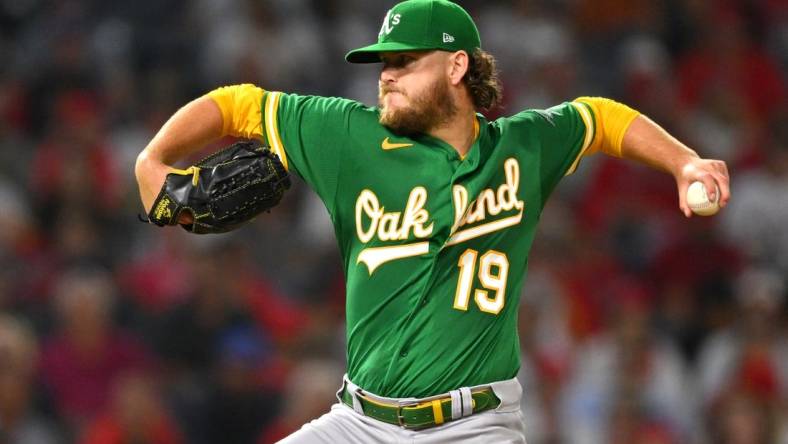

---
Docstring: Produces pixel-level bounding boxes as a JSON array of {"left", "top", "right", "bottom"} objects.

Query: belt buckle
[{"left": 396, "top": 401, "right": 419, "bottom": 429}]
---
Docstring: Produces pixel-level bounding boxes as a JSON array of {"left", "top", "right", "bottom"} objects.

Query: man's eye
[{"left": 382, "top": 55, "right": 415, "bottom": 69}]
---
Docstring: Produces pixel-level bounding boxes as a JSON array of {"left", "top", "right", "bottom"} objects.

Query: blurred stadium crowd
[{"left": 0, "top": 0, "right": 786, "bottom": 443}]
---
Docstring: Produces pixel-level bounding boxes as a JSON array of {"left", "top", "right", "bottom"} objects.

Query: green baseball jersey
[{"left": 261, "top": 91, "right": 594, "bottom": 398}]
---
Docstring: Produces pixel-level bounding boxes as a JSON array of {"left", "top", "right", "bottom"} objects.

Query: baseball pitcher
[{"left": 135, "top": 1, "right": 730, "bottom": 442}]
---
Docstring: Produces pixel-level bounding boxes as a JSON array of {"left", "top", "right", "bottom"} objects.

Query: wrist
[
  {"left": 135, "top": 151, "right": 171, "bottom": 213},
  {"left": 670, "top": 152, "right": 701, "bottom": 179},
  {"left": 135, "top": 149, "right": 171, "bottom": 177}
]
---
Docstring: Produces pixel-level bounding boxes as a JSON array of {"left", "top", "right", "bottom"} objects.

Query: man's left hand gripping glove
[{"left": 145, "top": 141, "right": 291, "bottom": 234}]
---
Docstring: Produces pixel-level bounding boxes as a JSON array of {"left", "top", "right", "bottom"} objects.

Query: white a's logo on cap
[
  {"left": 379, "top": 10, "right": 402, "bottom": 37},
  {"left": 443, "top": 33, "right": 455, "bottom": 43}
]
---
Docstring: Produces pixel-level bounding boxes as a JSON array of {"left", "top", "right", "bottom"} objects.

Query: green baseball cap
[{"left": 345, "top": 0, "right": 481, "bottom": 64}]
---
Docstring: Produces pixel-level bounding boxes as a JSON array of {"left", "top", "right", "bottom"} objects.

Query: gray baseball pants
[{"left": 278, "top": 376, "right": 527, "bottom": 444}]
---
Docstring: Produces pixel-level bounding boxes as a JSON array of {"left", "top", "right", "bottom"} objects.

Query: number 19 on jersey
[{"left": 453, "top": 249, "right": 509, "bottom": 315}]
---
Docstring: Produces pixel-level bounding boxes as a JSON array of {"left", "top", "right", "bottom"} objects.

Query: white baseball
[{"left": 687, "top": 181, "right": 720, "bottom": 216}]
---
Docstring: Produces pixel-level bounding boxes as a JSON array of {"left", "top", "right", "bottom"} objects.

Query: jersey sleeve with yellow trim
[
  {"left": 565, "top": 97, "right": 640, "bottom": 174},
  {"left": 260, "top": 91, "right": 370, "bottom": 215},
  {"left": 206, "top": 84, "right": 266, "bottom": 140},
  {"left": 504, "top": 102, "right": 589, "bottom": 203},
  {"left": 502, "top": 98, "right": 636, "bottom": 203}
]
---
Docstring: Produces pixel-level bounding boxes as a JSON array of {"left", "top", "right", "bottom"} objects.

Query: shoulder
[
  {"left": 277, "top": 94, "right": 385, "bottom": 145},
  {"left": 495, "top": 102, "right": 579, "bottom": 127},
  {"left": 276, "top": 93, "right": 377, "bottom": 118},
  {"left": 489, "top": 103, "right": 586, "bottom": 148}
]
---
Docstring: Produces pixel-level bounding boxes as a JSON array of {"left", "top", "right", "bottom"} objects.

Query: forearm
[
  {"left": 139, "top": 96, "right": 223, "bottom": 164},
  {"left": 135, "top": 96, "right": 223, "bottom": 212},
  {"left": 574, "top": 98, "right": 729, "bottom": 216},
  {"left": 574, "top": 97, "right": 699, "bottom": 176},
  {"left": 619, "top": 113, "right": 729, "bottom": 216},
  {"left": 620, "top": 114, "right": 699, "bottom": 177}
]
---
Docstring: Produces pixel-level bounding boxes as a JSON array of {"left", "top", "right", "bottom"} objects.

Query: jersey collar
[{"left": 415, "top": 114, "right": 484, "bottom": 163}]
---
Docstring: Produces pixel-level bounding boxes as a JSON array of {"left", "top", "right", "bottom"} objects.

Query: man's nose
[{"left": 380, "top": 66, "right": 397, "bottom": 84}]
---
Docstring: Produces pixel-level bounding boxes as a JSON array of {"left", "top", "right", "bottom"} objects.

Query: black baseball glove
[{"left": 144, "top": 141, "right": 290, "bottom": 234}]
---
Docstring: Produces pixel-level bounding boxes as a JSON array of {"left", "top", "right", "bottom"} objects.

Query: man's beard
[{"left": 378, "top": 77, "right": 458, "bottom": 136}]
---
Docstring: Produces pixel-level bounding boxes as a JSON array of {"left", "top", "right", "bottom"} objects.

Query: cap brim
[{"left": 345, "top": 41, "right": 434, "bottom": 64}]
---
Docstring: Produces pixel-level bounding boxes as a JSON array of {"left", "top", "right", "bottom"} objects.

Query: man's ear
[{"left": 447, "top": 50, "right": 469, "bottom": 86}]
